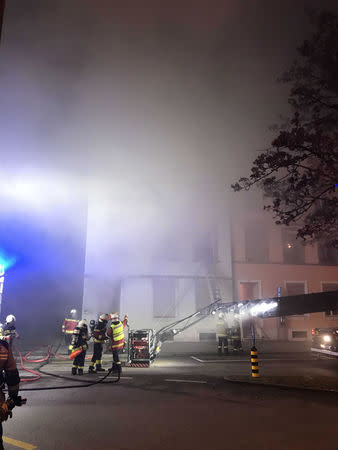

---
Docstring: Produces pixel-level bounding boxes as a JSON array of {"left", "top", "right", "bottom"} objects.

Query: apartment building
[{"left": 232, "top": 209, "right": 338, "bottom": 341}]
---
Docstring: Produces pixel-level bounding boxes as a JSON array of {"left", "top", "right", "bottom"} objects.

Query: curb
[{"left": 223, "top": 376, "right": 338, "bottom": 394}]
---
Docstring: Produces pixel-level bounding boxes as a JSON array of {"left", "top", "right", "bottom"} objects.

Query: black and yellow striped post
[{"left": 251, "top": 346, "right": 259, "bottom": 378}]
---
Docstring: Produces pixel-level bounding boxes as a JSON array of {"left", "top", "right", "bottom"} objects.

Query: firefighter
[
  {"left": 71, "top": 319, "right": 89, "bottom": 375},
  {"left": 0, "top": 315, "right": 19, "bottom": 348},
  {"left": 216, "top": 312, "right": 228, "bottom": 355},
  {"left": 62, "top": 309, "right": 79, "bottom": 354},
  {"left": 231, "top": 324, "right": 243, "bottom": 352},
  {"left": 88, "top": 314, "right": 110, "bottom": 374},
  {"left": 107, "top": 313, "right": 128, "bottom": 374},
  {"left": 0, "top": 338, "right": 23, "bottom": 450}
]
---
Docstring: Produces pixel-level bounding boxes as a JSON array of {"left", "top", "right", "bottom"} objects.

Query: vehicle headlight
[{"left": 323, "top": 335, "right": 331, "bottom": 343}]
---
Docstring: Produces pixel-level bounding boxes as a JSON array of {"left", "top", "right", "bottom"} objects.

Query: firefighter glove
[{"left": 0, "top": 403, "right": 12, "bottom": 422}]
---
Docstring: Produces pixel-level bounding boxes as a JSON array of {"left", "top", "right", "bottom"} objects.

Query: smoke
[{"left": 1, "top": 1, "right": 338, "bottom": 338}]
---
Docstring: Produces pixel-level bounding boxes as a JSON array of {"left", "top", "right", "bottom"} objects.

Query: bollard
[{"left": 251, "top": 346, "right": 259, "bottom": 378}]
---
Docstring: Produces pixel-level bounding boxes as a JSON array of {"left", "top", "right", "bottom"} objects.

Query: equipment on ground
[
  {"left": 127, "top": 329, "right": 157, "bottom": 367},
  {"left": 127, "top": 298, "right": 236, "bottom": 366}
]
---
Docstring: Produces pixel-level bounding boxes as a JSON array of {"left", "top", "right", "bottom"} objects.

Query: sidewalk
[
  {"left": 224, "top": 374, "right": 338, "bottom": 392},
  {"left": 160, "top": 339, "right": 311, "bottom": 355}
]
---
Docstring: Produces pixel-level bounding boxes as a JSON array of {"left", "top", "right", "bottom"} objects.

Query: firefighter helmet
[
  {"left": 218, "top": 312, "right": 224, "bottom": 319},
  {"left": 110, "top": 313, "right": 119, "bottom": 321},
  {"left": 78, "top": 319, "right": 87, "bottom": 328},
  {"left": 99, "top": 314, "right": 109, "bottom": 322},
  {"left": 5, "top": 314, "right": 16, "bottom": 324}
]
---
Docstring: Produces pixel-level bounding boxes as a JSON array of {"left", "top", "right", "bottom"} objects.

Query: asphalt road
[{"left": 3, "top": 353, "right": 338, "bottom": 450}]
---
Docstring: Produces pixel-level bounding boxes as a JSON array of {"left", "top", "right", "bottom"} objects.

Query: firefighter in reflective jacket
[
  {"left": 71, "top": 320, "right": 89, "bottom": 376},
  {"left": 216, "top": 312, "right": 228, "bottom": 355},
  {"left": 107, "top": 313, "right": 128, "bottom": 374},
  {"left": 62, "top": 309, "right": 79, "bottom": 353},
  {"left": 88, "top": 314, "right": 110, "bottom": 374},
  {"left": 0, "top": 340, "right": 22, "bottom": 450}
]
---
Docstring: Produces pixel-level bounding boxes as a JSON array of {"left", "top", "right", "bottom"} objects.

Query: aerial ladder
[{"left": 126, "top": 290, "right": 338, "bottom": 366}]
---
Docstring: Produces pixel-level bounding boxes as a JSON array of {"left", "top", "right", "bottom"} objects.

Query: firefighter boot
[
  {"left": 95, "top": 364, "right": 105, "bottom": 372},
  {"left": 78, "top": 368, "right": 84, "bottom": 376},
  {"left": 116, "top": 362, "right": 122, "bottom": 375},
  {"left": 72, "top": 367, "right": 77, "bottom": 376},
  {"left": 88, "top": 366, "right": 96, "bottom": 374}
]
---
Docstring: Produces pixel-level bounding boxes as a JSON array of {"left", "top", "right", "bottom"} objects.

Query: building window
[
  {"left": 318, "top": 244, "right": 338, "bottom": 265},
  {"left": 282, "top": 229, "right": 305, "bottom": 264},
  {"left": 285, "top": 282, "right": 308, "bottom": 317},
  {"left": 285, "top": 282, "right": 306, "bottom": 296},
  {"left": 245, "top": 223, "right": 268, "bottom": 263},
  {"left": 199, "top": 332, "right": 216, "bottom": 341},
  {"left": 195, "top": 278, "right": 212, "bottom": 311},
  {"left": 194, "top": 232, "right": 219, "bottom": 264},
  {"left": 322, "top": 283, "right": 338, "bottom": 316},
  {"left": 239, "top": 281, "right": 259, "bottom": 301},
  {"left": 292, "top": 330, "right": 307, "bottom": 339},
  {"left": 153, "top": 277, "right": 177, "bottom": 318}
]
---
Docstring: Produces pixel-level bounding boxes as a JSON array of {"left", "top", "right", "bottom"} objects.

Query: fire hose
[{"left": 12, "top": 340, "right": 121, "bottom": 391}]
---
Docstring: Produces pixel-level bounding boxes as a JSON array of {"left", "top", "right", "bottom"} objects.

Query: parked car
[{"left": 311, "top": 327, "right": 338, "bottom": 353}]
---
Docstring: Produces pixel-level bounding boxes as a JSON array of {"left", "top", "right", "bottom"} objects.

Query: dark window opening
[
  {"left": 322, "top": 283, "right": 338, "bottom": 315},
  {"left": 292, "top": 331, "right": 307, "bottom": 339},
  {"left": 318, "top": 244, "right": 338, "bottom": 265},
  {"left": 245, "top": 223, "right": 268, "bottom": 263}
]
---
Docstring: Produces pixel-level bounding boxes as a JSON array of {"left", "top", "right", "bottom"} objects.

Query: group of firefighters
[
  {"left": 0, "top": 308, "right": 242, "bottom": 448},
  {"left": 62, "top": 310, "right": 128, "bottom": 376}
]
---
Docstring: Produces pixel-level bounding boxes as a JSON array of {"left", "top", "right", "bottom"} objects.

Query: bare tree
[{"left": 232, "top": 11, "right": 338, "bottom": 248}]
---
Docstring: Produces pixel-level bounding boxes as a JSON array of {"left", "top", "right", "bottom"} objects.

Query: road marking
[
  {"left": 3, "top": 436, "right": 37, "bottom": 449},
  {"left": 311, "top": 347, "right": 338, "bottom": 357},
  {"left": 190, "top": 356, "right": 311, "bottom": 363},
  {"left": 165, "top": 379, "right": 207, "bottom": 384},
  {"left": 190, "top": 356, "right": 204, "bottom": 363}
]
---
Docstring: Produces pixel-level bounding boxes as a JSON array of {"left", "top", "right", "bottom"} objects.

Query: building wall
[
  {"left": 232, "top": 209, "right": 338, "bottom": 341},
  {"left": 83, "top": 195, "right": 234, "bottom": 341},
  {"left": 120, "top": 276, "right": 231, "bottom": 341}
]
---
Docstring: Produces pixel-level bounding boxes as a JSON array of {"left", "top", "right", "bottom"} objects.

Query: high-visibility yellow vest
[{"left": 110, "top": 322, "right": 124, "bottom": 342}]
